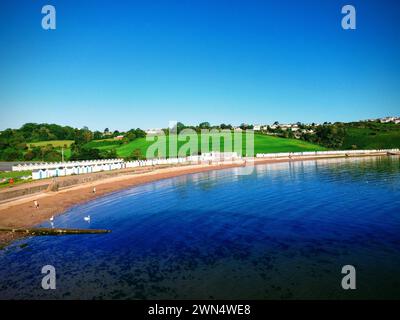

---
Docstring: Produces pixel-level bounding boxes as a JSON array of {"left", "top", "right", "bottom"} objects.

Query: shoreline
[{"left": 0, "top": 152, "right": 394, "bottom": 248}]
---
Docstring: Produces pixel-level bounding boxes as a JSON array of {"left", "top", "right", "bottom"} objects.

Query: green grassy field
[
  {"left": 28, "top": 140, "right": 74, "bottom": 148},
  {"left": 252, "top": 134, "right": 326, "bottom": 154},
  {"left": 342, "top": 124, "right": 400, "bottom": 150},
  {"left": 0, "top": 170, "right": 32, "bottom": 179},
  {"left": 0, "top": 170, "right": 32, "bottom": 188},
  {"left": 84, "top": 138, "right": 121, "bottom": 148},
  {"left": 27, "top": 140, "right": 74, "bottom": 160},
  {"left": 87, "top": 133, "right": 326, "bottom": 158}
]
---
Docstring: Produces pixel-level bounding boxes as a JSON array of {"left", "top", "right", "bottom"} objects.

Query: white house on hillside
[{"left": 145, "top": 128, "right": 163, "bottom": 135}]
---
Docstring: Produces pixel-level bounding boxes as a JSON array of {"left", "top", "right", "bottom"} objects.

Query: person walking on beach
[
  {"left": 93, "top": 186, "right": 96, "bottom": 194},
  {"left": 33, "top": 200, "right": 39, "bottom": 209}
]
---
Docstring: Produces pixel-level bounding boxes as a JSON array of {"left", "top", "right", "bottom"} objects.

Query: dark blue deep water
[{"left": 1, "top": 156, "right": 400, "bottom": 299}]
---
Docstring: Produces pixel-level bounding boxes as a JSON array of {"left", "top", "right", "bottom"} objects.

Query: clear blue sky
[{"left": 0, "top": 0, "right": 399, "bottom": 131}]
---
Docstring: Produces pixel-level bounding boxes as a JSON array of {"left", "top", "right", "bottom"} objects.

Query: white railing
[
  {"left": 125, "top": 152, "right": 241, "bottom": 168},
  {"left": 256, "top": 149, "right": 399, "bottom": 158}
]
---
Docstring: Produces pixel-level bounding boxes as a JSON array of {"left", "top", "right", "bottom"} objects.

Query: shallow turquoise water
[{"left": 1, "top": 156, "right": 400, "bottom": 299}]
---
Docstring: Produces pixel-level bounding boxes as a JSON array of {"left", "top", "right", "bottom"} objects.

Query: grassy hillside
[
  {"left": 27, "top": 140, "right": 74, "bottom": 160},
  {"left": 26, "top": 122, "right": 400, "bottom": 161},
  {"left": 28, "top": 140, "right": 74, "bottom": 148},
  {"left": 342, "top": 123, "right": 400, "bottom": 150},
  {"left": 83, "top": 138, "right": 121, "bottom": 149},
  {"left": 87, "top": 133, "right": 326, "bottom": 158},
  {"left": 253, "top": 134, "right": 326, "bottom": 154}
]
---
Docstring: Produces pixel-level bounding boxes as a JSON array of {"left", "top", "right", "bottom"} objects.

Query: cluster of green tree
[
  {"left": 120, "top": 128, "right": 146, "bottom": 142},
  {"left": 0, "top": 142, "right": 66, "bottom": 162},
  {"left": 307, "top": 124, "right": 346, "bottom": 149},
  {"left": 0, "top": 143, "right": 27, "bottom": 161},
  {"left": 346, "top": 121, "right": 398, "bottom": 131},
  {"left": 0, "top": 124, "right": 92, "bottom": 161},
  {"left": 165, "top": 122, "right": 254, "bottom": 134},
  {"left": 126, "top": 148, "right": 145, "bottom": 161},
  {"left": 263, "top": 121, "right": 346, "bottom": 148},
  {"left": 25, "top": 144, "right": 64, "bottom": 162},
  {"left": 9, "top": 123, "right": 78, "bottom": 141},
  {"left": 298, "top": 121, "right": 400, "bottom": 150},
  {"left": 70, "top": 128, "right": 146, "bottom": 160},
  {"left": 100, "top": 127, "right": 145, "bottom": 140},
  {"left": 0, "top": 123, "right": 146, "bottom": 161}
]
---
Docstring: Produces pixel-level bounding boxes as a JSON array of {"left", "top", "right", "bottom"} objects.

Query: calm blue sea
[{"left": 0, "top": 156, "right": 400, "bottom": 299}]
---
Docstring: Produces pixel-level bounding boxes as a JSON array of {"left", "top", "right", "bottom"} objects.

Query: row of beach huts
[
  {"left": 11, "top": 149, "right": 399, "bottom": 180},
  {"left": 11, "top": 152, "right": 241, "bottom": 180}
]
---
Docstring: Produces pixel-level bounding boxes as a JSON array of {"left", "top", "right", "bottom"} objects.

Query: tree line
[{"left": 0, "top": 123, "right": 146, "bottom": 161}]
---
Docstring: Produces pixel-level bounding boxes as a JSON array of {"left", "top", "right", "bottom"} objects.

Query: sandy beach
[
  {"left": 0, "top": 153, "right": 391, "bottom": 247},
  {"left": 0, "top": 161, "right": 247, "bottom": 247}
]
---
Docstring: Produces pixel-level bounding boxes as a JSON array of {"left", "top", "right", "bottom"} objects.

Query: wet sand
[{"left": 0, "top": 153, "right": 390, "bottom": 247}]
